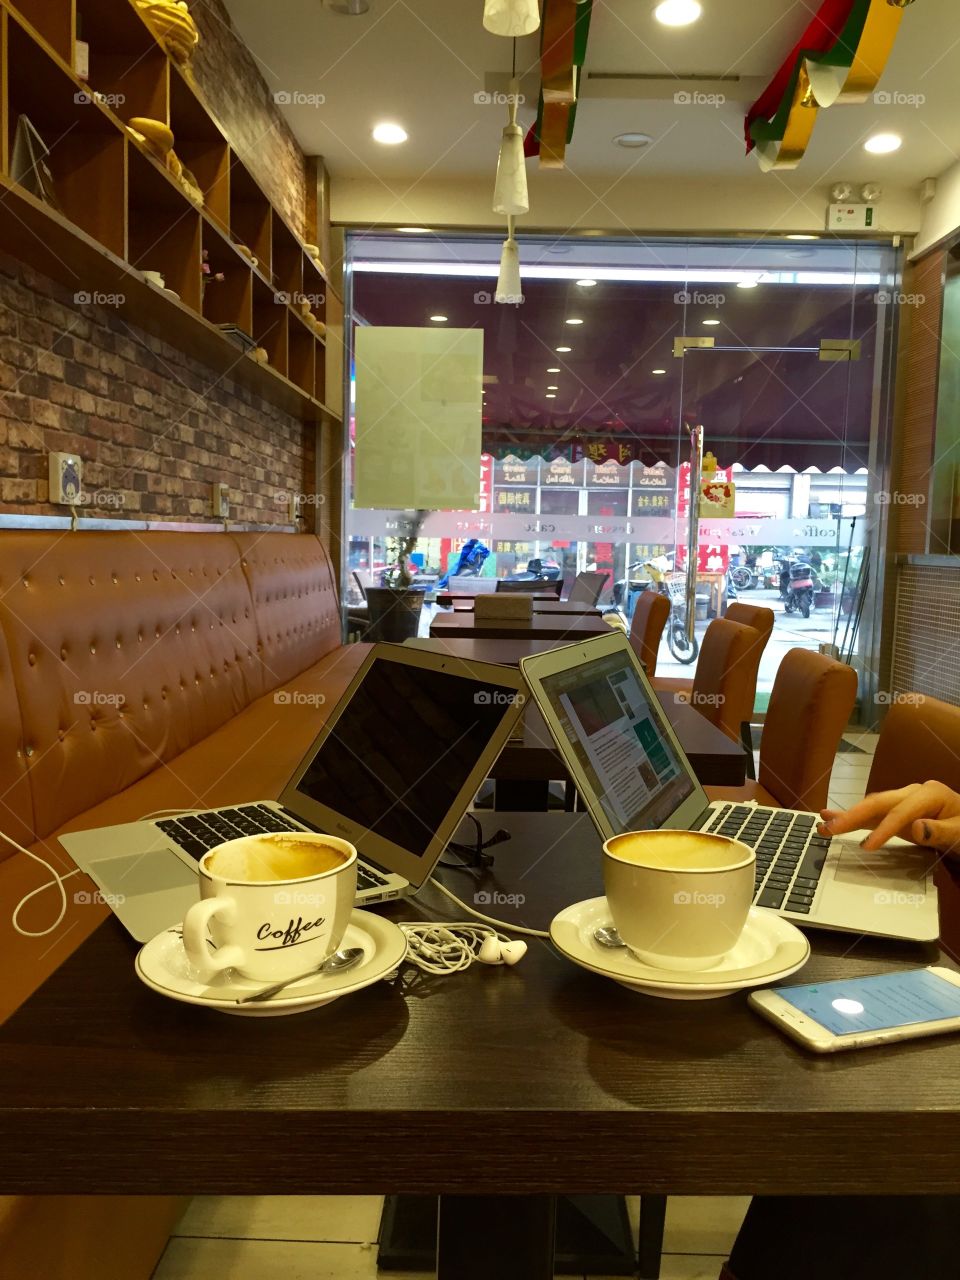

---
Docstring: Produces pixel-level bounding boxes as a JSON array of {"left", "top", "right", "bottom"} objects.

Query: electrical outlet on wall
[
  {"left": 214, "top": 483, "right": 230, "bottom": 519},
  {"left": 288, "top": 493, "right": 300, "bottom": 523},
  {"left": 48, "top": 452, "right": 83, "bottom": 504}
]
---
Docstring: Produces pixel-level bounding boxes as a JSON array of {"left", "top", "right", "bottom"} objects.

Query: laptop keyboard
[
  {"left": 705, "top": 804, "right": 832, "bottom": 915},
  {"left": 155, "top": 804, "right": 390, "bottom": 891}
]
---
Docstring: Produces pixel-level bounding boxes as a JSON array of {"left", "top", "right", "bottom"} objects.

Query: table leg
[
  {"left": 637, "top": 1194, "right": 667, "bottom": 1280},
  {"left": 436, "top": 1195, "right": 556, "bottom": 1280}
]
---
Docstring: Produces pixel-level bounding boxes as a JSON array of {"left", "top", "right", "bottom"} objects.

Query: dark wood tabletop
[
  {"left": 1, "top": 812, "right": 956, "bottom": 1200},
  {"left": 430, "top": 612, "right": 612, "bottom": 642}
]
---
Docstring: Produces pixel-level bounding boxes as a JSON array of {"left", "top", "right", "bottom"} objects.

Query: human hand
[{"left": 818, "top": 781, "right": 960, "bottom": 856}]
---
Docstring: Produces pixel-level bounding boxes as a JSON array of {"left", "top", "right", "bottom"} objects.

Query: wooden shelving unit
[{"left": 0, "top": 0, "right": 341, "bottom": 425}]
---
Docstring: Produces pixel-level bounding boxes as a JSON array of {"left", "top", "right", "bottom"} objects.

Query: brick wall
[
  {"left": 0, "top": 1, "right": 318, "bottom": 526},
  {"left": 0, "top": 253, "right": 313, "bottom": 523},
  {"left": 192, "top": 0, "right": 307, "bottom": 234}
]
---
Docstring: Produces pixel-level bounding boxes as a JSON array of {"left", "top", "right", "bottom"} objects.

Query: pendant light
[
  {"left": 493, "top": 78, "right": 528, "bottom": 215},
  {"left": 482, "top": 0, "right": 540, "bottom": 38},
  {"left": 495, "top": 216, "right": 522, "bottom": 304}
]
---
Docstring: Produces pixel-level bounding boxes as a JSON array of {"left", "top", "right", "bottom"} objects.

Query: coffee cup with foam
[
  {"left": 602, "top": 829, "right": 754, "bottom": 971},
  {"left": 181, "top": 832, "right": 357, "bottom": 982}
]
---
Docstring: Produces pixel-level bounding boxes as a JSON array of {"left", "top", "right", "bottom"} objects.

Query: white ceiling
[{"left": 224, "top": 0, "right": 959, "bottom": 197}]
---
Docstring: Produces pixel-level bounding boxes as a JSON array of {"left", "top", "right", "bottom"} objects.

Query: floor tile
[
  {"left": 153, "top": 1237, "right": 426, "bottom": 1280},
  {"left": 175, "top": 1195, "right": 383, "bottom": 1244},
  {"left": 627, "top": 1195, "right": 747, "bottom": 1259}
]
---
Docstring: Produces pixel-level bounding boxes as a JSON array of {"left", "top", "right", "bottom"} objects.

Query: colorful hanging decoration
[
  {"left": 746, "top": 0, "right": 917, "bottom": 172},
  {"left": 523, "top": 0, "right": 593, "bottom": 169}
]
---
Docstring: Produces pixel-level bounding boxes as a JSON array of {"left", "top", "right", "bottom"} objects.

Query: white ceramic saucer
[
  {"left": 135, "top": 909, "right": 407, "bottom": 1017},
  {"left": 550, "top": 898, "right": 810, "bottom": 1000}
]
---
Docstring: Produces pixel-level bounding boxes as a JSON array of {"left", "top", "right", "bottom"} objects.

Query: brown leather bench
[{"left": 0, "top": 529, "right": 366, "bottom": 1276}]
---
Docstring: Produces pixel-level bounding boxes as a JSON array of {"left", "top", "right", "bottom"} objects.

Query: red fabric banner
[{"left": 744, "top": 0, "right": 857, "bottom": 151}]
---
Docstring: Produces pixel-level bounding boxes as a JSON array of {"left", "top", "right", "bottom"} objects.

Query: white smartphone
[{"left": 749, "top": 966, "right": 960, "bottom": 1053}]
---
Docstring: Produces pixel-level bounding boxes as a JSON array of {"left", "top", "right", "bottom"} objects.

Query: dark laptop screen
[
  {"left": 294, "top": 661, "right": 519, "bottom": 858},
  {"left": 537, "top": 649, "right": 694, "bottom": 832}
]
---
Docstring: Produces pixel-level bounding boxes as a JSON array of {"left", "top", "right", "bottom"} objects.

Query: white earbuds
[{"left": 477, "top": 935, "right": 527, "bottom": 966}]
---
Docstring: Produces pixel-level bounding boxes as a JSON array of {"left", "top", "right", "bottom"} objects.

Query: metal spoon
[
  {"left": 593, "top": 925, "right": 626, "bottom": 949},
  {"left": 235, "top": 947, "right": 365, "bottom": 1005}
]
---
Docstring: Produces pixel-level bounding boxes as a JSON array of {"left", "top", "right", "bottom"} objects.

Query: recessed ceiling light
[
  {"left": 864, "top": 131, "right": 902, "bottom": 154},
  {"left": 652, "top": 368, "right": 667, "bottom": 375},
  {"left": 429, "top": 314, "right": 448, "bottom": 322},
  {"left": 324, "top": 0, "right": 370, "bottom": 12},
  {"left": 545, "top": 393, "right": 557, "bottom": 399},
  {"left": 577, "top": 279, "right": 597, "bottom": 287},
  {"left": 565, "top": 317, "right": 584, "bottom": 325},
  {"left": 613, "top": 132, "right": 653, "bottom": 149},
  {"left": 654, "top": 0, "right": 702, "bottom": 27},
  {"left": 786, "top": 234, "right": 818, "bottom": 240},
  {"left": 372, "top": 121, "right": 408, "bottom": 145},
  {"left": 556, "top": 345, "right": 572, "bottom": 352},
  {"left": 547, "top": 366, "right": 561, "bottom": 373},
  {"left": 547, "top": 385, "right": 559, "bottom": 390},
  {"left": 702, "top": 318, "right": 720, "bottom": 326},
  {"left": 397, "top": 226, "right": 430, "bottom": 233},
  {"left": 737, "top": 280, "right": 759, "bottom": 290}
]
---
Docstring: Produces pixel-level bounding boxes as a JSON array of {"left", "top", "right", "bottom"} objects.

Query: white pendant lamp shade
[
  {"left": 495, "top": 236, "right": 522, "bottom": 304},
  {"left": 483, "top": 0, "right": 540, "bottom": 37},
  {"left": 493, "top": 122, "right": 529, "bottom": 216}
]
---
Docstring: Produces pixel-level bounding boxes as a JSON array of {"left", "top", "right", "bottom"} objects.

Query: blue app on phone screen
[{"left": 774, "top": 969, "right": 960, "bottom": 1037}]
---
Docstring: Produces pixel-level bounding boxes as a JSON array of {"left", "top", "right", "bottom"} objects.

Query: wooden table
[
  {"left": 0, "top": 812, "right": 954, "bottom": 1280},
  {"left": 430, "top": 612, "right": 610, "bottom": 642},
  {"left": 449, "top": 599, "right": 600, "bottom": 616},
  {"left": 437, "top": 591, "right": 557, "bottom": 608}
]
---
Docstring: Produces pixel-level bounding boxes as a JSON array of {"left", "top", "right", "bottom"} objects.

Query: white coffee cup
[
  {"left": 182, "top": 832, "right": 357, "bottom": 982},
  {"left": 603, "top": 830, "right": 754, "bottom": 971}
]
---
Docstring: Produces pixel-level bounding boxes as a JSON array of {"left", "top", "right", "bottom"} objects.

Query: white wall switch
[{"left": 48, "top": 452, "right": 83, "bottom": 504}]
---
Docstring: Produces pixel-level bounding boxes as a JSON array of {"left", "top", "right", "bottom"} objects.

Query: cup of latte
[
  {"left": 181, "top": 832, "right": 357, "bottom": 982},
  {"left": 603, "top": 830, "right": 754, "bottom": 971}
]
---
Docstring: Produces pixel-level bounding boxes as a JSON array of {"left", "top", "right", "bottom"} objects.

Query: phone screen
[{"left": 773, "top": 969, "right": 960, "bottom": 1037}]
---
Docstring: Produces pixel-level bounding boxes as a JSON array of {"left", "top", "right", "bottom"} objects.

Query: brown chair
[
  {"left": 566, "top": 570, "right": 608, "bottom": 606},
  {"left": 866, "top": 693, "right": 960, "bottom": 961},
  {"left": 628, "top": 589, "right": 670, "bottom": 676},
  {"left": 681, "top": 617, "right": 760, "bottom": 744},
  {"left": 707, "top": 647, "right": 857, "bottom": 812}
]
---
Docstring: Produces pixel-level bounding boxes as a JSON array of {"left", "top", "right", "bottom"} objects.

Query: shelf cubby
[
  {"left": 302, "top": 251, "right": 327, "bottom": 324},
  {"left": 230, "top": 157, "right": 271, "bottom": 279},
  {"left": 8, "top": 0, "right": 72, "bottom": 67},
  {"left": 288, "top": 313, "right": 315, "bottom": 395},
  {"left": 314, "top": 347, "right": 326, "bottom": 407},
  {"left": 127, "top": 142, "right": 200, "bottom": 308},
  {"left": 78, "top": 0, "right": 167, "bottom": 123},
  {"left": 272, "top": 216, "right": 302, "bottom": 302},
  {"left": 170, "top": 66, "right": 229, "bottom": 232},
  {"left": 201, "top": 222, "right": 251, "bottom": 331},
  {"left": 252, "top": 277, "right": 287, "bottom": 376},
  {"left": 7, "top": 15, "right": 125, "bottom": 255}
]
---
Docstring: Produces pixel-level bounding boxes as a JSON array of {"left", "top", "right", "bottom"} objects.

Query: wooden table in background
[
  {"left": 449, "top": 599, "right": 600, "bottom": 616},
  {"left": 1, "top": 811, "right": 955, "bottom": 1280},
  {"left": 429, "top": 612, "right": 610, "bottom": 643}
]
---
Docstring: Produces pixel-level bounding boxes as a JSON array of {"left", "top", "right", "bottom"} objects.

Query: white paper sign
[{"left": 354, "top": 326, "right": 483, "bottom": 510}]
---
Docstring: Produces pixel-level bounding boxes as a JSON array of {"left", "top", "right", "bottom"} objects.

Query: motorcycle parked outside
[
  {"left": 502, "top": 556, "right": 562, "bottom": 583},
  {"left": 782, "top": 558, "right": 817, "bottom": 619},
  {"left": 437, "top": 539, "right": 490, "bottom": 589},
  {"left": 728, "top": 563, "right": 757, "bottom": 591}
]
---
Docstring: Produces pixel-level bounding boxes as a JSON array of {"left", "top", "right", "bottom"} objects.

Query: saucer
[
  {"left": 136, "top": 909, "right": 407, "bottom": 1017},
  {"left": 550, "top": 898, "right": 810, "bottom": 1000}
]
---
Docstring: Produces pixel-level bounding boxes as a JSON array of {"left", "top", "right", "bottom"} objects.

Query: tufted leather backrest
[
  {"left": 0, "top": 532, "right": 265, "bottom": 838},
  {"left": 0, "top": 621, "right": 35, "bottom": 855},
  {"left": 231, "top": 532, "right": 341, "bottom": 691}
]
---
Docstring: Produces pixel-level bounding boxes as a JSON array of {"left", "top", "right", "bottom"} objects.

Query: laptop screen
[
  {"left": 536, "top": 647, "right": 695, "bottom": 832},
  {"left": 292, "top": 659, "right": 520, "bottom": 860}
]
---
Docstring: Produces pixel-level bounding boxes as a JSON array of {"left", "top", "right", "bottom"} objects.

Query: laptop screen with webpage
[
  {"left": 528, "top": 639, "right": 701, "bottom": 835},
  {"left": 279, "top": 645, "right": 525, "bottom": 887}
]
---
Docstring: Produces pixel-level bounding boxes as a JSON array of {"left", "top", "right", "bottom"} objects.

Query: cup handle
[{"left": 182, "top": 898, "right": 245, "bottom": 976}]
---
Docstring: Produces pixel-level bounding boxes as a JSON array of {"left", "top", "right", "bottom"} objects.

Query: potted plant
[{"left": 365, "top": 511, "right": 428, "bottom": 642}]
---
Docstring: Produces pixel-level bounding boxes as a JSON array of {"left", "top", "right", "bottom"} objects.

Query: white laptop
[
  {"left": 60, "top": 644, "right": 526, "bottom": 941},
  {"left": 520, "top": 631, "right": 939, "bottom": 944}
]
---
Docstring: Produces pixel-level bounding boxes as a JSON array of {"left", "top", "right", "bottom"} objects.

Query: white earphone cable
[
  {"left": 4, "top": 828, "right": 80, "bottom": 939},
  {"left": 429, "top": 876, "right": 550, "bottom": 938}
]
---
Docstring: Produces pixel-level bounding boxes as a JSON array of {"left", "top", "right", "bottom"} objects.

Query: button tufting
[
  {"left": 112, "top": 574, "right": 118, "bottom": 584},
  {"left": 28, "top": 653, "right": 36, "bottom": 666},
  {"left": 60, "top": 647, "right": 67, "bottom": 661},
  {"left": 25, "top": 746, "right": 34, "bottom": 757},
  {"left": 116, "top": 638, "right": 122, "bottom": 649},
  {"left": 90, "top": 644, "right": 96, "bottom": 655},
  {"left": 58, "top": 575, "right": 65, "bottom": 585}
]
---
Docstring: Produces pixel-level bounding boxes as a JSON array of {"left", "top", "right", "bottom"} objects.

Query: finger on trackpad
[{"left": 88, "top": 852, "right": 197, "bottom": 896}]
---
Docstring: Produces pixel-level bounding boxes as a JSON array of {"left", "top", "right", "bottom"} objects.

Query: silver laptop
[
  {"left": 520, "top": 631, "right": 939, "bottom": 944},
  {"left": 60, "top": 644, "right": 526, "bottom": 941}
]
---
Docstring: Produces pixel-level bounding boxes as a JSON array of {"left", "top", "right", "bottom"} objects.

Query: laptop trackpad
[
  {"left": 88, "top": 852, "right": 198, "bottom": 897},
  {"left": 833, "top": 839, "right": 933, "bottom": 892}
]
